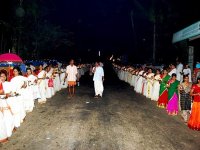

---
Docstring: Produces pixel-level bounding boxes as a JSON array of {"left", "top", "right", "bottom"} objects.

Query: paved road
[{"left": 1, "top": 63, "right": 200, "bottom": 150}]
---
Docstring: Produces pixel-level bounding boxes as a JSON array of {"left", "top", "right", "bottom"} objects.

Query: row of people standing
[
  {"left": 0, "top": 62, "right": 88, "bottom": 143},
  {"left": 114, "top": 63, "right": 200, "bottom": 131}
]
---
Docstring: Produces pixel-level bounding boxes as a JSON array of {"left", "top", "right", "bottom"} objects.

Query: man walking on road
[
  {"left": 65, "top": 59, "right": 78, "bottom": 98},
  {"left": 93, "top": 62, "right": 104, "bottom": 98}
]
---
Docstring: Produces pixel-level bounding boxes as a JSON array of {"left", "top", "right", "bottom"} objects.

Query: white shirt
[
  {"left": 183, "top": 68, "right": 192, "bottom": 82},
  {"left": 66, "top": 65, "right": 78, "bottom": 81},
  {"left": 93, "top": 66, "right": 104, "bottom": 81},
  {"left": 177, "top": 63, "right": 183, "bottom": 73},
  {"left": 2, "top": 81, "right": 12, "bottom": 94},
  {"left": 168, "top": 68, "right": 177, "bottom": 76},
  {"left": 176, "top": 63, "right": 183, "bottom": 81}
]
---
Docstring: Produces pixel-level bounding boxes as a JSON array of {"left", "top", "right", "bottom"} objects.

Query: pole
[
  {"left": 153, "top": 21, "right": 156, "bottom": 63},
  {"left": 130, "top": 10, "right": 134, "bottom": 32},
  {"left": 130, "top": 10, "right": 136, "bottom": 49}
]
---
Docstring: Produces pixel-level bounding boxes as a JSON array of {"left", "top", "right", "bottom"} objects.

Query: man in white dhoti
[
  {"left": 176, "top": 61, "right": 183, "bottom": 82},
  {"left": 65, "top": 59, "right": 78, "bottom": 98},
  {"left": 93, "top": 62, "right": 104, "bottom": 98}
]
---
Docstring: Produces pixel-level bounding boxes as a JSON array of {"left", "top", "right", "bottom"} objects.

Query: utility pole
[
  {"left": 130, "top": 10, "right": 137, "bottom": 51},
  {"left": 153, "top": 21, "right": 156, "bottom": 63}
]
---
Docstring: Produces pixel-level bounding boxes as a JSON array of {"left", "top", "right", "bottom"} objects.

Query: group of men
[{"left": 67, "top": 60, "right": 105, "bottom": 99}]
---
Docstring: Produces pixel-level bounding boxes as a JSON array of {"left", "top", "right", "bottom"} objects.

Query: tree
[{"left": 0, "top": 0, "right": 74, "bottom": 59}]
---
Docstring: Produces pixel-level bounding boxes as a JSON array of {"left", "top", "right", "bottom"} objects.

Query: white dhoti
[
  {"left": 20, "top": 88, "right": 34, "bottom": 112},
  {"left": 54, "top": 74, "right": 61, "bottom": 92},
  {"left": 32, "top": 85, "right": 41, "bottom": 100},
  {"left": 38, "top": 80, "right": 47, "bottom": 103},
  {"left": 0, "top": 111, "right": 8, "bottom": 141},
  {"left": 8, "top": 96, "right": 26, "bottom": 128},
  {"left": 94, "top": 80, "right": 104, "bottom": 97},
  {"left": 0, "top": 99, "right": 14, "bottom": 137}
]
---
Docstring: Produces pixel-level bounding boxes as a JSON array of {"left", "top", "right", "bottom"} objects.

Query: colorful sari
[
  {"left": 188, "top": 85, "right": 200, "bottom": 130},
  {"left": 157, "top": 75, "right": 170, "bottom": 108},
  {"left": 166, "top": 79, "right": 179, "bottom": 115}
]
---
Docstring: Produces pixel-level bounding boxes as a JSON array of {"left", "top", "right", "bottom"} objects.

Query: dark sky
[
  {"left": 1, "top": 0, "right": 200, "bottom": 63},
  {"left": 50, "top": 0, "right": 134, "bottom": 53},
  {"left": 47, "top": 0, "right": 200, "bottom": 62}
]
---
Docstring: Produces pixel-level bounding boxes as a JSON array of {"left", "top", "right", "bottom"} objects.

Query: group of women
[
  {"left": 114, "top": 64, "right": 200, "bottom": 131},
  {"left": 0, "top": 63, "right": 88, "bottom": 143}
]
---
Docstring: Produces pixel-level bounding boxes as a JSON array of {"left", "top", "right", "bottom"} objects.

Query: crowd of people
[
  {"left": 114, "top": 61, "right": 200, "bottom": 131},
  {"left": 0, "top": 60, "right": 88, "bottom": 143}
]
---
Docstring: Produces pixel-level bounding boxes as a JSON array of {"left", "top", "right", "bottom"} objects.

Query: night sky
[
  {"left": 47, "top": 0, "right": 200, "bottom": 63},
  {"left": 1, "top": 0, "right": 200, "bottom": 63}
]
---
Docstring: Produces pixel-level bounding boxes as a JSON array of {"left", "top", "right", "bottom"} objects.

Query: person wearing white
[
  {"left": 45, "top": 66, "right": 54, "bottom": 99},
  {"left": 176, "top": 61, "right": 183, "bottom": 82},
  {"left": 60, "top": 66, "right": 68, "bottom": 88},
  {"left": 53, "top": 67, "right": 61, "bottom": 92},
  {"left": 66, "top": 59, "right": 78, "bottom": 97},
  {"left": 27, "top": 68, "right": 41, "bottom": 100},
  {"left": 135, "top": 70, "right": 144, "bottom": 93},
  {"left": 11, "top": 67, "right": 34, "bottom": 113},
  {"left": 145, "top": 69, "right": 154, "bottom": 98},
  {"left": 151, "top": 70, "right": 161, "bottom": 101},
  {"left": 0, "top": 110, "right": 8, "bottom": 143},
  {"left": 1, "top": 69, "right": 26, "bottom": 129},
  {"left": 93, "top": 62, "right": 104, "bottom": 98},
  {"left": 0, "top": 77, "right": 9, "bottom": 142},
  {"left": 37, "top": 65, "right": 47, "bottom": 104},
  {"left": 183, "top": 64, "right": 192, "bottom": 82},
  {"left": 168, "top": 64, "right": 177, "bottom": 76}
]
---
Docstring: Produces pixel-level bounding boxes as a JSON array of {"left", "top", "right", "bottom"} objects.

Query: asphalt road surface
[{"left": 1, "top": 63, "right": 200, "bottom": 150}]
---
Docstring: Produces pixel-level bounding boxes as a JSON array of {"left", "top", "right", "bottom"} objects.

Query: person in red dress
[{"left": 188, "top": 77, "right": 200, "bottom": 130}]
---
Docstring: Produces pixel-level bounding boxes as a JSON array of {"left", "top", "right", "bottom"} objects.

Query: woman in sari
[
  {"left": 157, "top": 69, "right": 171, "bottom": 108},
  {"left": 166, "top": 73, "right": 180, "bottom": 115},
  {"left": 145, "top": 68, "right": 154, "bottom": 98},
  {"left": 26, "top": 68, "right": 41, "bottom": 100},
  {"left": 0, "top": 76, "right": 8, "bottom": 143},
  {"left": 151, "top": 69, "right": 161, "bottom": 101},
  {"left": 179, "top": 75, "right": 192, "bottom": 123},
  {"left": 131, "top": 68, "right": 137, "bottom": 87},
  {"left": 11, "top": 67, "right": 34, "bottom": 113},
  {"left": 0, "top": 110, "right": 8, "bottom": 143},
  {"left": 0, "top": 70, "right": 15, "bottom": 138},
  {"left": 45, "top": 66, "right": 54, "bottom": 99},
  {"left": 6, "top": 67, "right": 26, "bottom": 128},
  {"left": 188, "top": 77, "right": 200, "bottom": 130},
  {"left": 135, "top": 69, "right": 144, "bottom": 93},
  {"left": 37, "top": 65, "right": 47, "bottom": 104}
]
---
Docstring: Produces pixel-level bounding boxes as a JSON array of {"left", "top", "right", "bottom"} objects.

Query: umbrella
[{"left": 0, "top": 53, "right": 23, "bottom": 63}]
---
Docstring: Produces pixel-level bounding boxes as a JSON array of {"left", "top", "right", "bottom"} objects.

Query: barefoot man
[
  {"left": 93, "top": 62, "right": 104, "bottom": 98},
  {"left": 65, "top": 59, "right": 78, "bottom": 98}
]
